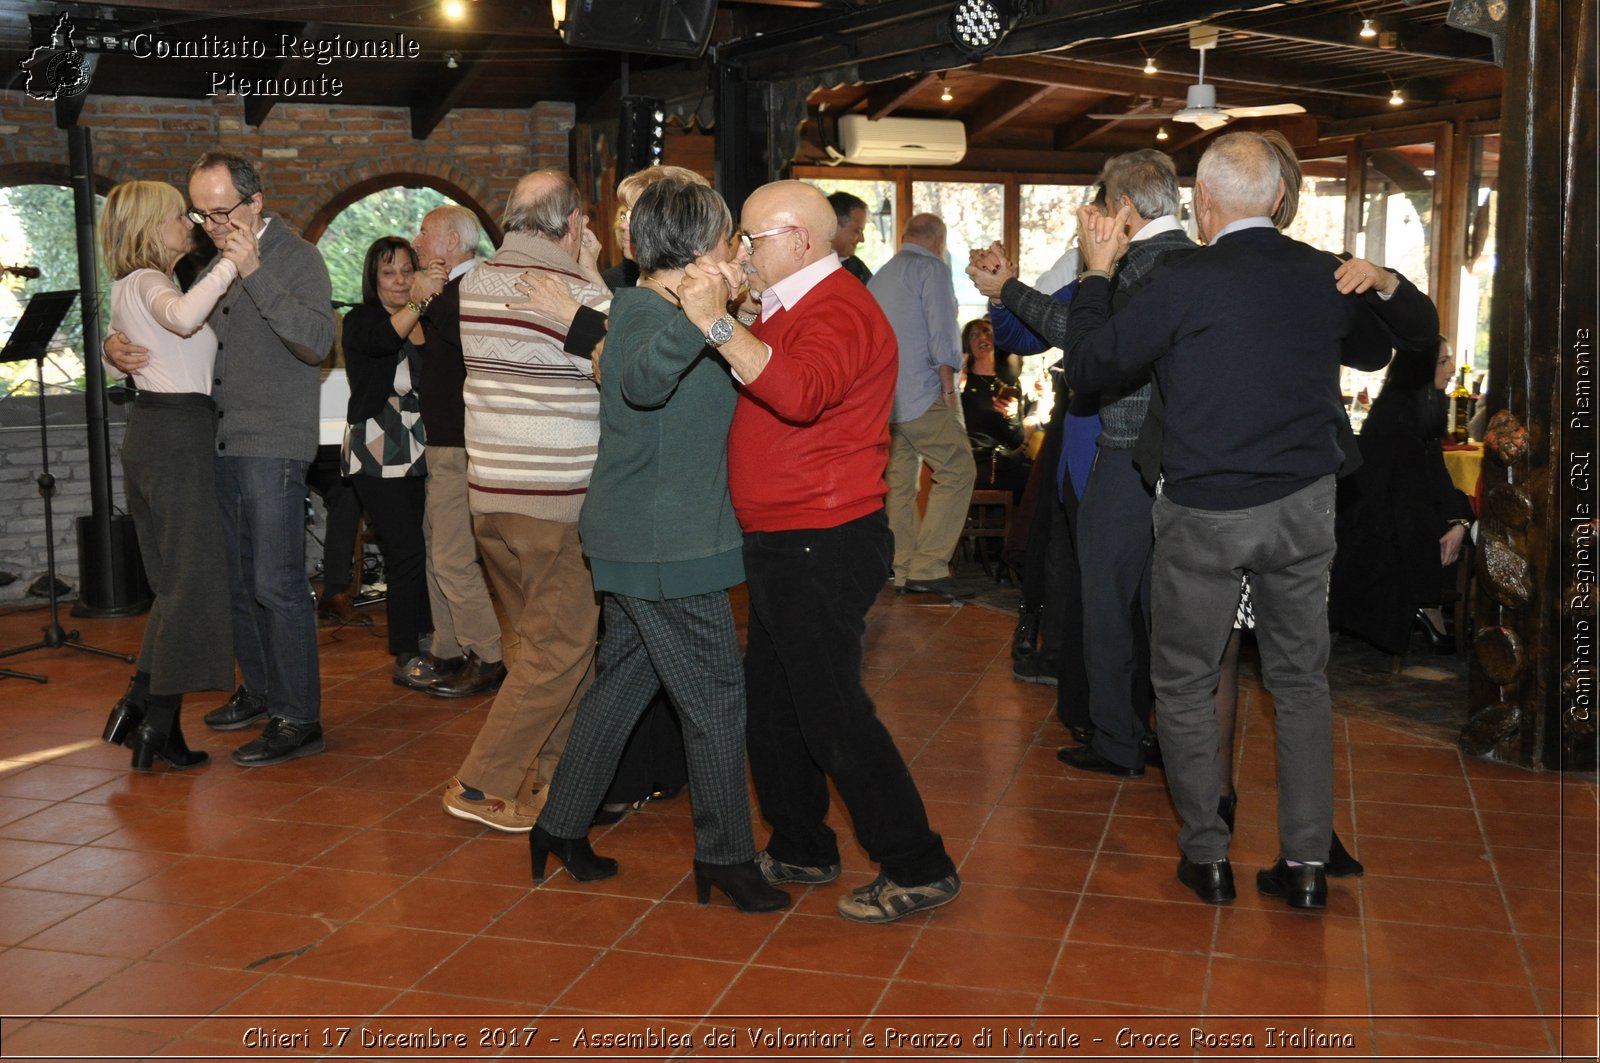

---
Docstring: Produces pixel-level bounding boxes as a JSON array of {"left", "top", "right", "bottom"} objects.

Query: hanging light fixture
[
  {"left": 940, "top": 81, "right": 954, "bottom": 103},
  {"left": 1389, "top": 85, "right": 1406, "bottom": 106},
  {"left": 1143, "top": 55, "right": 1158, "bottom": 75},
  {"left": 1155, "top": 126, "right": 1169, "bottom": 141},
  {"left": 1359, "top": 17, "right": 1378, "bottom": 39},
  {"left": 442, "top": 0, "right": 465, "bottom": 20}
]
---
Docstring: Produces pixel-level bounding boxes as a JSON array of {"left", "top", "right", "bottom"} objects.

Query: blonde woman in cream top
[{"left": 97, "top": 179, "right": 249, "bottom": 773}]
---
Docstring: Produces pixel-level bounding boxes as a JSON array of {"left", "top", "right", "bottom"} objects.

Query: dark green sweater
[{"left": 579, "top": 286, "right": 744, "bottom": 600}]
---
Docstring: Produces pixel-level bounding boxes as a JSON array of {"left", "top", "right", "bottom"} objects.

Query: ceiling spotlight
[
  {"left": 940, "top": 83, "right": 954, "bottom": 103},
  {"left": 1155, "top": 126, "right": 1169, "bottom": 140},
  {"left": 948, "top": 0, "right": 1016, "bottom": 60},
  {"left": 444, "top": 50, "right": 461, "bottom": 69},
  {"left": 1143, "top": 55, "right": 1158, "bottom": 75},
  {"left": 1423, "top": 168, "right": 1436, "bottom": 177},
  {"left": 1359, "top": 17, "right": 1377, "bottom": 39},
  {"left": 1389, "top": 87, "right": 1405, "bottom": 105},
  {"left": 443, "top": 0, "right": 465, "bottom": 20}
]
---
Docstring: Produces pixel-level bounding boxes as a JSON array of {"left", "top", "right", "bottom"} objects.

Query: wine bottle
[{"left": 1451, "top": 367, "right": 1471, "bottom": 444}]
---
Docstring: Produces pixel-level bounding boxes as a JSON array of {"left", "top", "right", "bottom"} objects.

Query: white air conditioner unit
[{"left": 836, "top": 115, "right": 967, "bottom": 166}]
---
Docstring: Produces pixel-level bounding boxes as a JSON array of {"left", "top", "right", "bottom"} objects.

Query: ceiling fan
[{"left": 1089, "top": 25, "right": 1306, "bottom": 132}]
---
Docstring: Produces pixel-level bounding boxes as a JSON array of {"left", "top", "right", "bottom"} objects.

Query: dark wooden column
[{"left": 1461, "top": 0, "right": 1598, "bottom": 770}]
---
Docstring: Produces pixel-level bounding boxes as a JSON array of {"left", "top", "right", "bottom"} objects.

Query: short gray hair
[
  {"left": 190, "top": 151, "right": 262, "bottom": 199},
  {"left": 631, "top": 180, "right": 732, "bottom": 273},
  {"left": 428, "top": 204, "right": 482, "bottom": 251},
  {"left": 1101, "top": 149, "right": 1181, "bottom": 221},
  {"left": 502, "top": 171, "right": 580, "bottom": 239},
  {"left": 902, "top": 212, "right": 945, "bottom": 244},
  {"left": 1196, "top": 132, "right": 1282, "bottom": 218}
]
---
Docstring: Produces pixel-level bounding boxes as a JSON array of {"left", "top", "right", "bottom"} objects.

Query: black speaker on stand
[
  {"left": 558, "top": 0, "right": 718, "bottom": 58},
  {"left": 618, "top": 96, "right": 666, "bottom": 178}
]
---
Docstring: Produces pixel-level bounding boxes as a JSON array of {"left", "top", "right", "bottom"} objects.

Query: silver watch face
[{"left": 707, "top": 316, "right": 735, "bottom": 346}]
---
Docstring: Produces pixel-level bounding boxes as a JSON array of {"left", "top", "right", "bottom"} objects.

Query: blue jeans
[{"left": 214, "top": 456, "right": 320, "bottom": 723}]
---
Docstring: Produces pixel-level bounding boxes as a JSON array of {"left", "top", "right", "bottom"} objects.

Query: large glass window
[
  {"left": 1017, "top": 183, "right": 1098, "bottom": 291},
  {"left": 0, "top": 184, "right": 106, "bottom": 400},
  {"left": 802, "top": 177, "right": 897, "bottom": 275},
  {"left": 911, "top": 180, "right": 1003, "bottom": 328},
  {"left": 1458, "top": 133, "right": 1498, "bottom": 382},
  {"left": 317, "top": 185, "right": 491, "bottom": 308},
  {"left": 1283, "top": 158, "right": 1349, "bottom": 254}
]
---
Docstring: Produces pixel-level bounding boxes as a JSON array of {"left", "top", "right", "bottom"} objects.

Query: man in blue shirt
[{"left": 868, "top": 214, "right": 975, "bottom": 599}]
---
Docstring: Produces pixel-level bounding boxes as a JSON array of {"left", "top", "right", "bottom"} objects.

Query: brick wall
[
  {"left": 0, "top": 91, "right": 575, "bottom": 229},
  {"left": 0, "top": 91, "right": 575, "bottom": 604},
  {"left": 0, "top": 416, "right": 127, "bottom": 606}
]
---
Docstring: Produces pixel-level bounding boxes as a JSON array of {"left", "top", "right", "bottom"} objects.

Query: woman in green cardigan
[{"left": 529, "top": 179, "right": 787, "bottom": 914}]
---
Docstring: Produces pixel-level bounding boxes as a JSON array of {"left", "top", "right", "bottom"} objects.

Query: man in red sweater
[{"left": 680, "top": 180, "right": 960, "bottom": 923}]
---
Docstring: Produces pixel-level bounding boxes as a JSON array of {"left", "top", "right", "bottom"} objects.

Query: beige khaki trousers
[{"left": 886, "top": 399, "right": 976, "bottom": 584}]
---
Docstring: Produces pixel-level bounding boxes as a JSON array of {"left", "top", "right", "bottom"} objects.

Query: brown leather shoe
[{"left": 429, "top": 651, "right": 507, "bottom": 699}]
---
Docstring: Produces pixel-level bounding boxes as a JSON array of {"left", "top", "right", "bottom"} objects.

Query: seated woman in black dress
[
  {"left": 959, "top": 317, "right": 1032, "bottom": 496},
  {"left": 1330, "top": 336, "right": 1473, "bottom": 655}
]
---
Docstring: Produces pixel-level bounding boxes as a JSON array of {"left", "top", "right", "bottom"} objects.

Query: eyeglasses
[
  {"left": 185, "top": 196, "right": 250, "bottom": 227},
  {"left": 737, "top": 225, "right": 802, "bottom": 255},
  {"left": 616, "top": 207, "right": 632, "bottom": 224}
]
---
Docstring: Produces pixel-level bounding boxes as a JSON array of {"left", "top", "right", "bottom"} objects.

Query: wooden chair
[{"left": 951, "top": 489, "right": 1014, "bottom": 581}]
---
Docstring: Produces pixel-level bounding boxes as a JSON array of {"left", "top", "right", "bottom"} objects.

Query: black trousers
[
  {"left": 307, "top": 444, "right": 361, "bottom": 596},
  {"left": 351, "top": 475, "right": 430, "bottom": 656},
  {"left": 743, "top": 509, "right": 955, "bottom": 887}
]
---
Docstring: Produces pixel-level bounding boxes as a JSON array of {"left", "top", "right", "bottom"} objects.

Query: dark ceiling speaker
[
  {"left": 1446, "top": 0, "right": 1507, "bottom": 65},
  {"left": 560, "top": 0, "right": 718, "bottom": 59}
]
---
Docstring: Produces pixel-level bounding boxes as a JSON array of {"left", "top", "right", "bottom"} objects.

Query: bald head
[
  {"left": 739, "top": 180, "right": 838, "bottom": 290},
  {"left": 901, "top": 212, "right": 946, "bottom": 255},
  {"left": 502, "top": 171, "right": 582, "bottom": 246}
]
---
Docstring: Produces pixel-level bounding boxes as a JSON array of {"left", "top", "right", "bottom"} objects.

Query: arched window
[
  {"left": 316, "top": 186, "right": 494, "bottom": 309},
  {"left": 0, "top": 184, "right": 107, "bottom": 400}
]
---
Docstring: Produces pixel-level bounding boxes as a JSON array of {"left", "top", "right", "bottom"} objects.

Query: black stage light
[{"left": 948, "top": 0, "right": 1020, "bottom": 60}]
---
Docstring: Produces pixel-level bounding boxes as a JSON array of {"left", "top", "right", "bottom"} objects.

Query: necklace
[{"left": 642, "top": 276, "right": 681, "bottom": 305}]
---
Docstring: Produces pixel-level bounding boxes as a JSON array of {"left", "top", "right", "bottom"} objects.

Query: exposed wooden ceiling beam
[
  {"left": 1211, "top": 14, "right": 1500, "bottom": 66},
  {"left": 858, "top": 74, "right": 937, "bottom": 120},
  {"left": 1052, "top": 96, "right": 1152, "bottom": 152},
  {"left": 25, "top": 0, "right": 562, "bottom": 38},
  {"left": 410, "top": 54, "right": 486, "bottom": 140},
  {"left": 965, "top": 81, "right": 1058, "bottom": 140},
  {"left": 1035, "top": 52, "right": 1393, "bottom": 103}
]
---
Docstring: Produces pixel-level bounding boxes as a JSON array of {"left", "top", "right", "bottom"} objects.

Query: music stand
[{"left": 0, "top": 290, "right": 135, "bottom": 680}]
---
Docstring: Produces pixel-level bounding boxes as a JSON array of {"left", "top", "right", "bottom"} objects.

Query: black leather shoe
[
  {"left": 1327, "top": 832, "right": 1364, "bottom": 878},
  {"left": 430, "top": 652, "right": 507, "bottom": 699},
  {"left": 898, "top": 577, "right": 975, "bottom": 599},
  {"left": 1177, "top": 856, "right": 1236, "bottom": 904},
  {"left": 529, "top": 826, "right": 618, "bottom": 883},
  {"left": 231, "top": 717, "right": 325, "bottom": 767},
  {"left": 1012, "top": 612, "right": 1038, "bottom": 663},
  {"left": 694, "top": 859, "right": 791, "bottom": 912},
  {"left": 160, "top": 719, "right": 209, "bottom": 770},
  {"left": 204, "top": 686, "right": 268, "bottom": 732},
  {"left": 102, "top": 682, "right": 145, "bottom": 747},
  {"left": 1257, "top": 859, "right": 1328, "bottom": 909},
  {"left": 1068, "top": 724, "right": 1096, "bottom": 746},
  {"left": 1012, "top": 655, "right": 1059, "bottom": 686},
  {"left": 1140, "top": 733, "right": 1164, "bottom": 770},
  {"left": 1057, "top": 744, "right": 1143, "bottom": 778}
]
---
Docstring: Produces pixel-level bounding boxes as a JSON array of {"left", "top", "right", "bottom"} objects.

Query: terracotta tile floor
[{"left": 0, "top": 591, "right": 1595, "bottom": 1061}]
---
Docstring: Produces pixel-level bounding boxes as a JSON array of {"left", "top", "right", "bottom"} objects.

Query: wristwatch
[{"left": 705, "top": 313, "right": 737, "bottom": 349}]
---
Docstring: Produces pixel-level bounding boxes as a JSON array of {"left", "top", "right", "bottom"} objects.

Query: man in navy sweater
[{"left": 1062, "top": 132, "right": 1438, "bottom": 911}]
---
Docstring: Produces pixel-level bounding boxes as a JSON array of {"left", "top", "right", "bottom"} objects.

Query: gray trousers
[
  {"left": 1077, "top": 445, "right": 1155, "bottom": 768},
  {"left": 121, "top": 394, "right": 234, "bottom": 696},
  {"left": 538, "top": 590, "right": 755, "bottom": 865},
  {"left": 1150, "top": 476, "right": 1337, "bottom": 864}
]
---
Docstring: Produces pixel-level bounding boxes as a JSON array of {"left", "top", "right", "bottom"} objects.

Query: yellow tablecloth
[{"left": 1442, "top": 444, "right": 1484, "bottom": 497}]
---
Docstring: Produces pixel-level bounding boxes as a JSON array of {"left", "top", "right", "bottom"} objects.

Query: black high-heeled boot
[
  {"left": 159, "top": 715, "right": 209, "bottom": 770},
  {"left": 693, "top": 859, "right": 791, "bottom": 913},
  {"left": 130, "top": 721, "right": 167, "bottom": 772},
  {"left": 529, "top": 825, "right": 618, "bottom": 883},
  {"left": 1011, "top": 608, "right": 1039, "bottom": 665},
  {"left": 102, "top": 675, "right": 150, "bottom": 747}
]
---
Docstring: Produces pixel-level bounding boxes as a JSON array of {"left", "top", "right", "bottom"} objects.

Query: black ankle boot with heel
[
  {"left": 102, "top": 676, "right": 150, "bottom": 748},
  {"left": 529, "top": 826, "right": 618, "bottom": 883},
  {"left": 693, "top": 859, "right": 791, "bottom": 913}
]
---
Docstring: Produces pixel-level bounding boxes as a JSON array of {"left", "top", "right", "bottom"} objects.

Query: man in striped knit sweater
[{"left": 442, "top": 171, "right": 611, "bottom": 831}]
